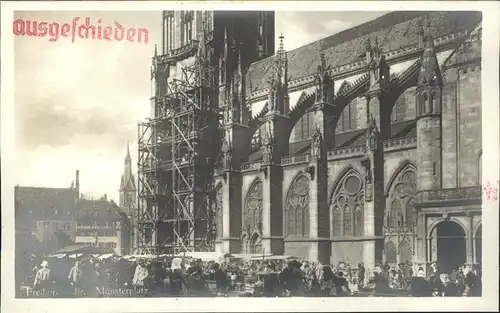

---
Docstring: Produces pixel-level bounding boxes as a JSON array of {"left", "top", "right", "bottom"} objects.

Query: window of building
[
  {"left": 164, "top": 11, "right": 174, "bottom": 52},
  {"left": 335, "top": 99, "right": 358, "bottom": 133},
  {"left": 243, "top": 180, "right": 263, "bottom": 236},
  {"left": 285, "top": 174, "right": 310, "bottom": 237},
  {"left": 250, "top": 127, "right": 264, "bottom": 153},
  {"left": 392, "top": 93, "right": 407, "bottom": 123},
  {"left": 290, "top": 111, "right": 316, "bottom": 143},
  {"left": 181, "top": 11, "right": 194, "bottom": 46},
  {"left": 386, "top": 163, "right": 417, "bottom": 228},
  {"left": 257, "top": 12, "right": 265, "bottom": 57},
  {"left": 330, "top": 169, "right": 364, "bottom": 237}
]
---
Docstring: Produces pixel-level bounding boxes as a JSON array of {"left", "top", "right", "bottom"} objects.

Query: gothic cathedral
[{"left": 150, "top": 11, "right": 482, "bottom": 272}]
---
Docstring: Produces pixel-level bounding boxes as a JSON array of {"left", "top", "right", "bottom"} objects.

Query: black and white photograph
[{"left": 1, "top": 1, "right": 499, "bottom": 311}]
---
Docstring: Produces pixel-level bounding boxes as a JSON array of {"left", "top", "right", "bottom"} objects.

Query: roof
[
  {"left": 248, "top": 120, "right": 417, "bottom": 161},
  {"left": 76, "top": 198, "right": 124, "bottom": 219},
  {"left": 246, "top": 11, "right": 481, "bottom": 94},
  {"left": 15, "top": 186, "right": 77, "bottom": 220}
]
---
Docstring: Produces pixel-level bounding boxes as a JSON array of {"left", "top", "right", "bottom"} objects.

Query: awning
[
  {"left": 174, "top": 252, "right": 233, "bottom": 261},
  {"left": 55, "top": 244, "right": 104, "bottom": 255},
  {"left": 97, "top": 253, "right": 115, "bottom": 260},
  {"left": 48, "top": 254, "right": 67, "bottom": 259}
]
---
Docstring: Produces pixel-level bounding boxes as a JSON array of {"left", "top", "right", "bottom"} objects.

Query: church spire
[{"left": 125, "top": 141, "right": 131, "bottom": 162}]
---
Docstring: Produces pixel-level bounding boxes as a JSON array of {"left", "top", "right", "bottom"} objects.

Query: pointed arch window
[
  {"left": 386, "top": 163, "right": 417, "bottom": 228},
  {"left": 330, "top": 170, "right": 364, "bottom": 237},
  {"left": 244, "top": 180, "right": 263, "bottom": 234},
  {"left": 285, "top": 174, "right": 310, "bottom": 237}
]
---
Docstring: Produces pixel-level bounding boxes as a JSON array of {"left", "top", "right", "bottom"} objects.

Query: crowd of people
[{"left": 20, "top": 255, "right": 482, "bottom": 298}]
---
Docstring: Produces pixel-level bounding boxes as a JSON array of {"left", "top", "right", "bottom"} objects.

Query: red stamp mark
[
  {"left": 13, "top": 17, "right": 149, "bottom": 44},
  {"left": 483, "top": 181, "right": 499, "bottom": 201}
]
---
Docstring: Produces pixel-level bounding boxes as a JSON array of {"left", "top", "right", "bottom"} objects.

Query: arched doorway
[
  {"left": 475, "top": 225, "right": 482, "bottom": 264},
  {"left": 435, "top": 221, "right": 466, "bottom": 273}
]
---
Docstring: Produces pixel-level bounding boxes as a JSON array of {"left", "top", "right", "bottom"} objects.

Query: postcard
[{"left": 1, "top": 1, "right": 499, "bottom": 312}]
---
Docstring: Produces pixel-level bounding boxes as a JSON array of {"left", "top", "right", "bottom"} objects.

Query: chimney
[
  {"left": 104, "top": 194, "right": 107, "bottom": 201},
  {"left": 75, "top": 170, "right": 80, "bottom": 199}
]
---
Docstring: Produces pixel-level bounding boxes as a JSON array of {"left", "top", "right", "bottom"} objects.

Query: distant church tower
[{"left": 119, "top": 142, "right": 137, "bottom": 216}]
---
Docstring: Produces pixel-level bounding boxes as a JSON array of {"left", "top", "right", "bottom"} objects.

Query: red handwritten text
[
  {"left": 13, "top": 17, "right": 149, "bottom": 44},
  {"left": 483, "top": 181, "right": 499, "bottom": 201}
]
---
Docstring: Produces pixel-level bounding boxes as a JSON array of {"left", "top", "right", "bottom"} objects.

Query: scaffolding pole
[{"left": 136, "top": 30, "right": 219, "bottom": 255}]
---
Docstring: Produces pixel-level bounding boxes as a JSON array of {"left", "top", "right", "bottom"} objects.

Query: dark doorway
[
  {"left": 436, "top": 221, "right": 466, "bottom": 273},
  {"left": 475, "top": 225, "right": 482, "bottom": 264}
]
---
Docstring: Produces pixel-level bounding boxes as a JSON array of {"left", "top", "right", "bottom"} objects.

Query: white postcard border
[{"left": 1, "top": 1, "right": 499, "bottom": 312}]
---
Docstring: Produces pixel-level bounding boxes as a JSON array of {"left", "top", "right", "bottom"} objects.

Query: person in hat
[
  {"left": 33, "top": 260, "right": 51, "bottom": 290},
  {"left": 436, "top": 273, "right": 459, "bottom": 297},
  {"left": 132, "top": 258, "right": 149, "bottom": 292},
  {"left": 169, "top": 257, "right": 188, "bottom": 296}
]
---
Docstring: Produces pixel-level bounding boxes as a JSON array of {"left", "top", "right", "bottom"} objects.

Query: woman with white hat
[{"left": 169, "top": 258, "right": 188, "bottom": 296}]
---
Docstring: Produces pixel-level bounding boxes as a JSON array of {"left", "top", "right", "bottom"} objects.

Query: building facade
[
  {"left": 145, "top": 11, "right": 482, "bottom": 271},
  {"left": 15, "top": 171, "right": 81, "bottom": 255},
  {"left": 15, "top": 168, "right": 132, "bottom": 256},
  {"left": 75, "top": 196, "right": 131, "bottom": 255},
  {"left": 214, "top": 11, "right": 483, "bottom": 272}
]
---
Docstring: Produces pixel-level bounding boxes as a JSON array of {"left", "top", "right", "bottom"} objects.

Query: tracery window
[
  {"left": 215, "top": 185, "right": 223, "bottom": 239},
  {"left": 330, "top": 169, "right": 364, "bottom": 237},
  {"left": 285, "top": 174, "right": 310, "bottom": 237},
  {"left": 386, "top": 163, "right": 417, "bottom": 228},
  {"left": 244, "top": 180, "right": 263, "bottom": 234}
]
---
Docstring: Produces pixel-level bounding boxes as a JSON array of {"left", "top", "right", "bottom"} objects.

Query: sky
[{"left": 13, "top": 10, "right": 387, "bottom": 202}]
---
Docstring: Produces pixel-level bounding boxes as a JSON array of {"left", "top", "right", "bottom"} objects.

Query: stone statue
[
  {"left": 311, "top": 126, "right": 323, "bottom": 160},
  {"left": 221, "top": 140, "right": 232, "bottom": 170},
  {"left": 262, "top": 134, "right": 273, "bottom": 164},
  {"left": 315, "top": 53, "right": 332, "bottom": 103},
  {"left": 366, "top": 117, "right": 379, "bottom": 151},
  {"left": 266, "top": 120, "right": 274, "bottom": 138},
  {"left": 361, "top": 158, "right": 373, "bottom": 202}
]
